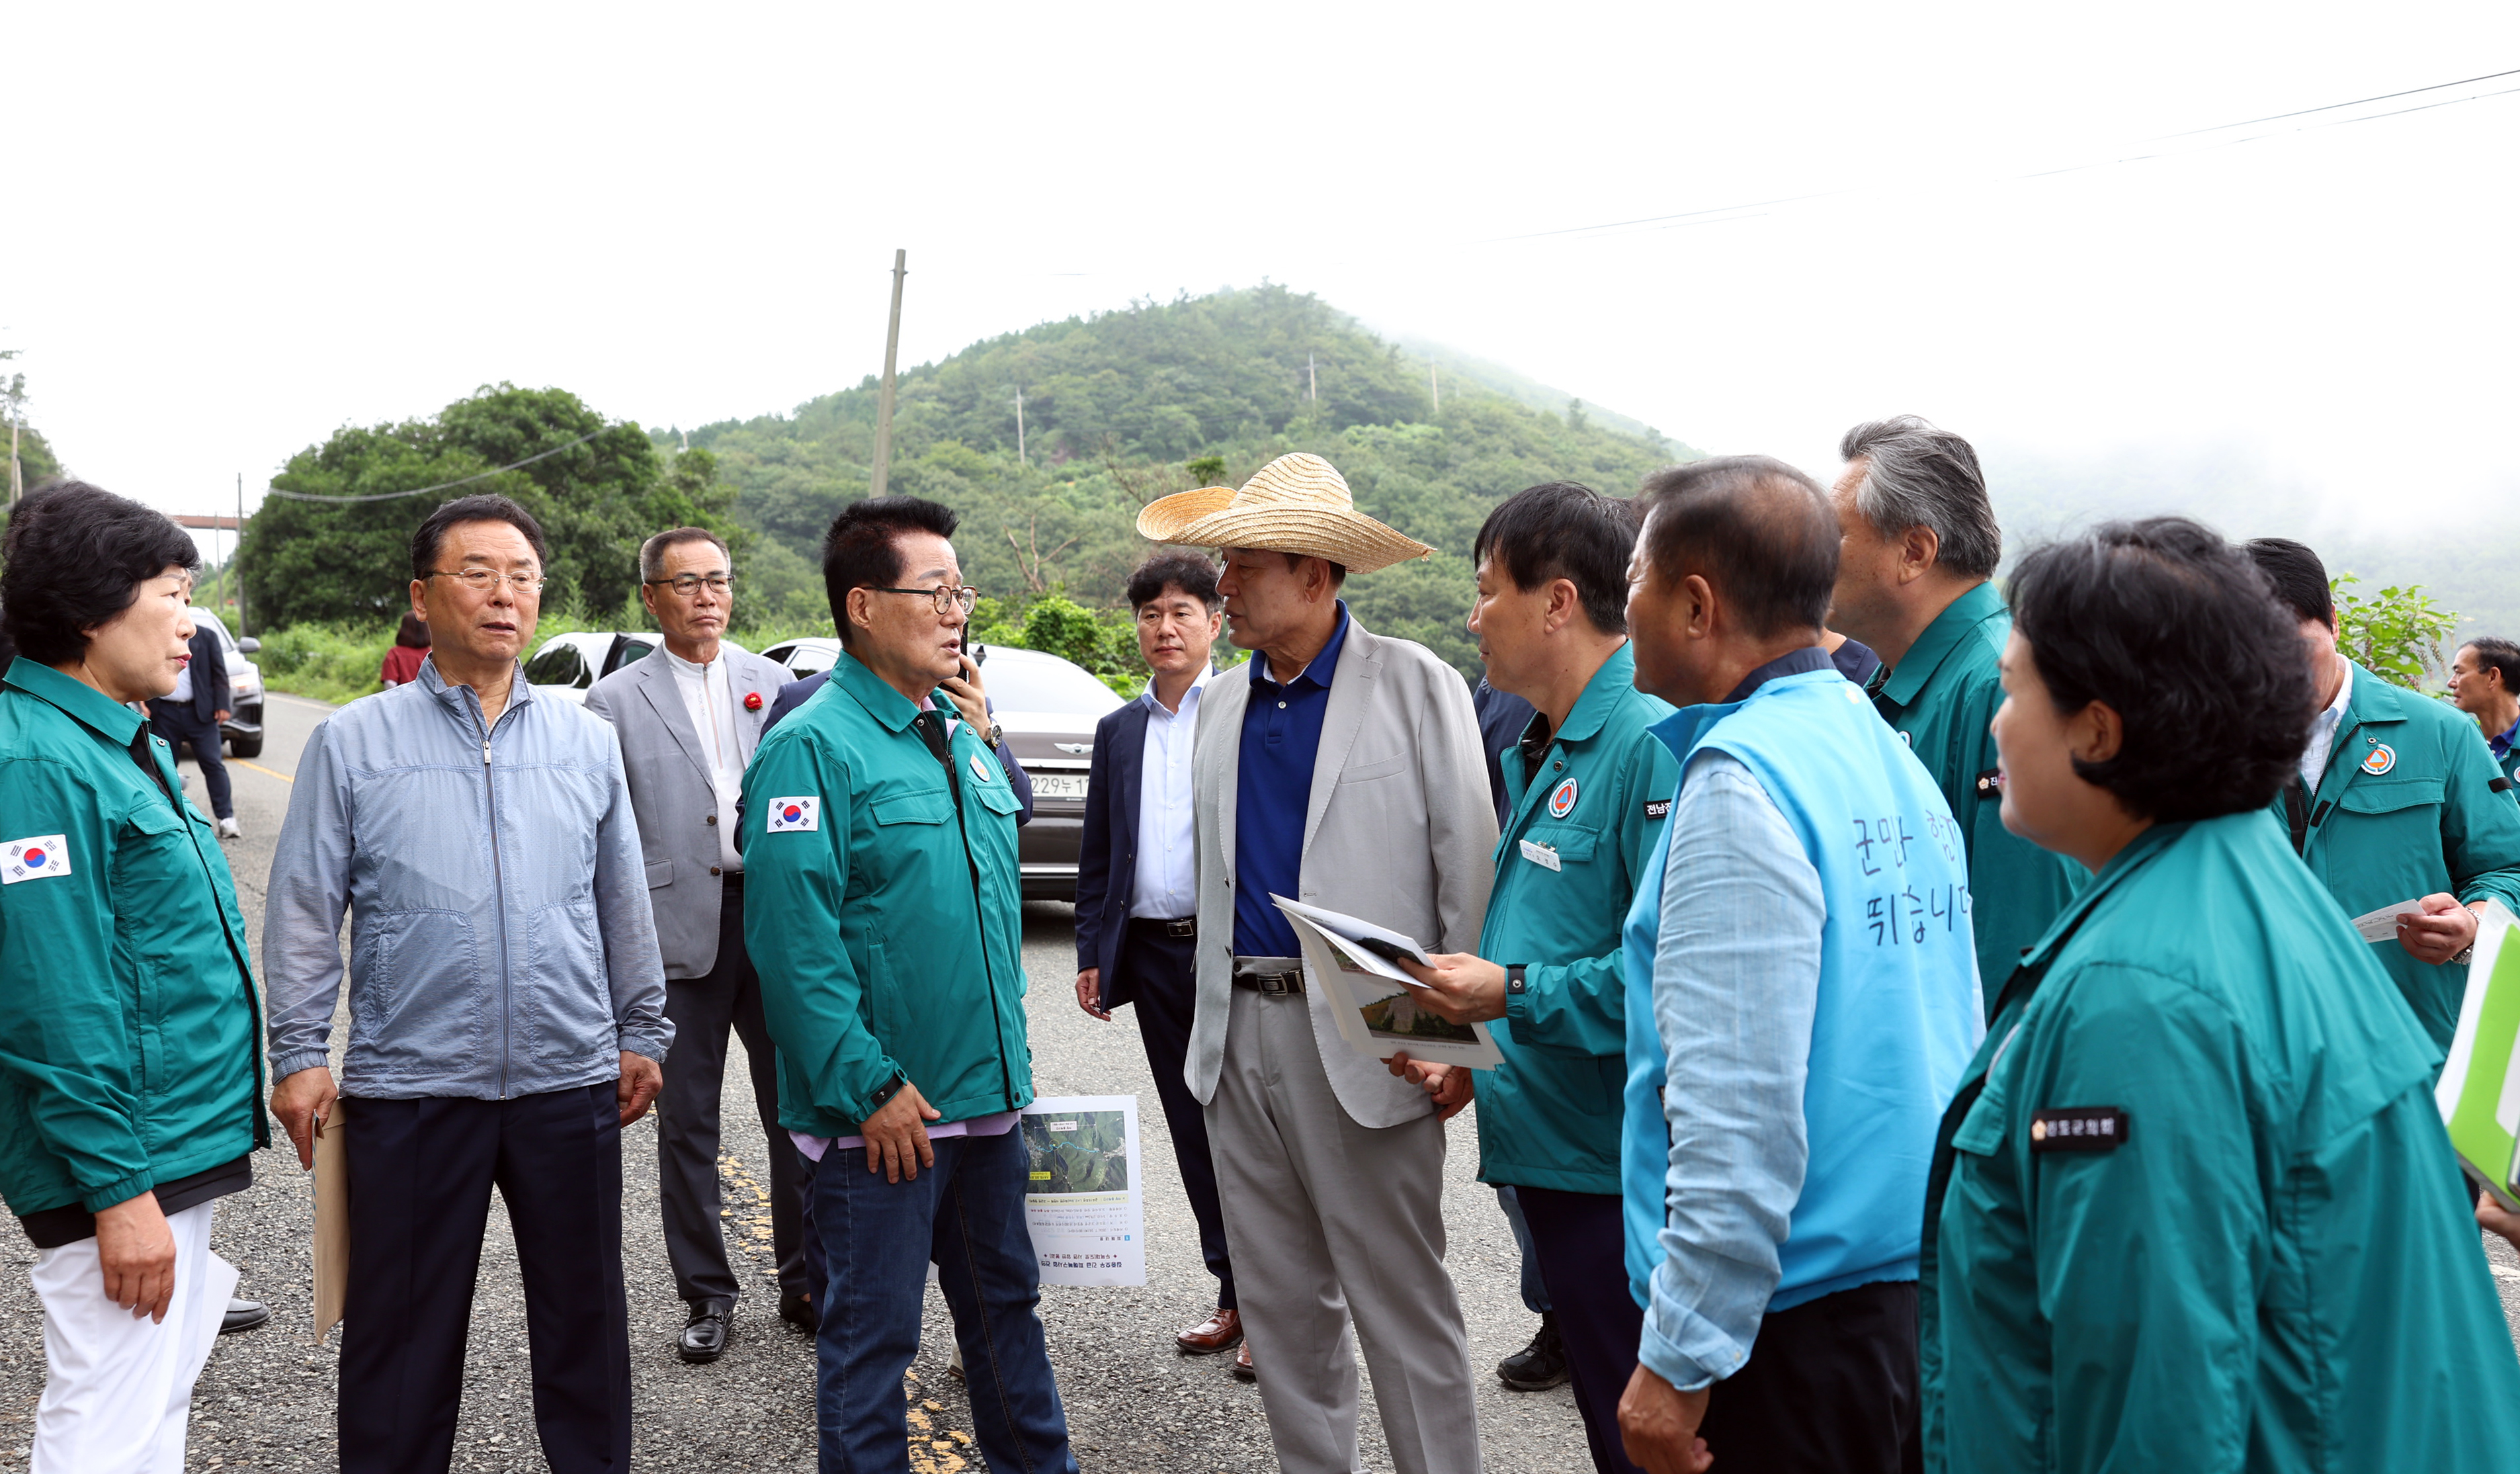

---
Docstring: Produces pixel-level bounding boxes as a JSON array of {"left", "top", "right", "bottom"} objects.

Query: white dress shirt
[
  {"left": 2300, "top": 655, "right": 2355, "bottom": 791},
  {"left": 662, "top": 644, "right": 753, "bottom": 873},
  {"left": 1129, "top": 663, "right": 1211, "bottom": 920}
]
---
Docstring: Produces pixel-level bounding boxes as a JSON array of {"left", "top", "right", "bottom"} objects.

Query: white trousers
[{"left": 30, "top": 1201, "right": 236, "bottom": 1474}]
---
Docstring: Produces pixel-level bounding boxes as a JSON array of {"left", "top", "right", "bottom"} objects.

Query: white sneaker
[{"left": 216, "top": 817, "right": 241, "bottom": 840}]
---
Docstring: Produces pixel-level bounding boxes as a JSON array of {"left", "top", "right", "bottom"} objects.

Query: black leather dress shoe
[
  {"left": 219, "top": 1297, "right": 270, "bottom": 1336},
  {"left": 679, "top": 1299, "right": 735, "bottom": 1364},
  {"left": 778, "top": 1288, "right": 817, "bottom": 1334}
]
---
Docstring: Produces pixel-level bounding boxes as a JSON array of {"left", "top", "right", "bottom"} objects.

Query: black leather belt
[
  {"left": 1232, "top": 955, "right": 1305, "bottom": 995},
  {"left": 1129, "top": 916, "right": 1197, "bottom": 939}
]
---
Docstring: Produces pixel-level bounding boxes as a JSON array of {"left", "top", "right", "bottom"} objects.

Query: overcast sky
[{"left": 11, "top": 3, "right": 2517, "bottom": 529}]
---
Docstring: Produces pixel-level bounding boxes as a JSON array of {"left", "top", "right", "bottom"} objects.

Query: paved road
[{"left": 0, "top": 691, "right": 1589, "bottom": 1472}]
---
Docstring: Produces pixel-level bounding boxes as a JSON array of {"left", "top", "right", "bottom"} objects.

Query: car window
[
  {"left": 525, "top": 642, "right": 589, "bottom": 687},
  {"left": 606, "top": 638, "right": 654, "bottom": 677},
  {"left": 980, "top": 654, "right": 1123, "bottom": 716},
  {"left": 761, "top": 644, "right": 794, "bottom": 667},
  {"left": 784, "top": 643, "right": 839, "bottom": 677},
  {"left": 187, "top": 610, "right": 236, "bottom": 653}
]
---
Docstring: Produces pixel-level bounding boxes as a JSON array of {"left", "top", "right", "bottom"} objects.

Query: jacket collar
[
  {"left": 3, "top": 659, "right": 145, "bottom": 745},
  {"left": 2014, "top": 820, "right": 2183, "bottom": 973},
  {"left": 1877, "top": 581, "right": 2005, "bottom": 707},
  {"left": 830, "top": 648, "right": 935, "bottom": 734},
  {"left": 1546, "top": 643, "right": 1641, "bottom": 748},
  {"left": 417, "top": 653, "right": 534, "bottom": 724},
  {"left": 2338, "top": 658, "right": 2407, "bottom": 732}
]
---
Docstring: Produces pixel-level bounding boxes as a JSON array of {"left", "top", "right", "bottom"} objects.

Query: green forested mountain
[{"left": 668, "top": 285, "right": 1699, "bottom": 675}]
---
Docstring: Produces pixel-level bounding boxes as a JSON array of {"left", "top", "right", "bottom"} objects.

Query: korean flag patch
[
  {"left": 766, "top": 798, "right": 820, "bottom": 834},
  {"left": 3, "top": 835, "right": 71, "bottom": 885}
]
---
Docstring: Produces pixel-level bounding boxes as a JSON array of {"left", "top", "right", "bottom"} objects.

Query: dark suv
[{"left": 757, "top": 638, "right": 1122, "bottom": 900}]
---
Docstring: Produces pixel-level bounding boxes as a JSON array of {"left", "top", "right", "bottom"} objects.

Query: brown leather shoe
[
  {"left": 1231, "top": 1339, "right": 1255, "bottom": 1383},
  {"left": 1177, "top": 1307, "right": 1243, "bottom": 1356}
]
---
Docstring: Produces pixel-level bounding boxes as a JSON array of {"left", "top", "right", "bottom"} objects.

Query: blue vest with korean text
[{"left": 1620, "top": 668, "right": 1984, "bottom": 1314}]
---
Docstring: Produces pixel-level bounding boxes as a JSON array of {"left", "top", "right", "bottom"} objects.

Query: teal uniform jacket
[
  {"left": 1920, "top": 813, "right": 2520, "bottom": 1473},
  {"left": 1872, "top": 584, "right": 2085, "bottom": 1012},
  {"left": 739, "top": 653, "right": 1034, "bottom": 1133},
  {"left": 1476, "top": 646, "right": 1676, "bottom": 1196},
  {"left": 2266, "top": 660, "right": 2520, "bottom": 1055},
  {"left": 0, "top": 662, "right": 267, "bottom": 1216}
]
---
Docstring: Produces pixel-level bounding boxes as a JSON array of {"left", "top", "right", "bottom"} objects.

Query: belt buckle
[
  {"left": 1165, "top": 918, "right": 1196, "bottom": 939},
  {"left": 1257, "top": 969, "right": 1294, "bottom": 995}
]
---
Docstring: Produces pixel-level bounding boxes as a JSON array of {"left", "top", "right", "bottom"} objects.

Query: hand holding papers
[
  {"left": 1272, "top": 896, "right": 1505, "bottom": 1070},
  {"left": 2350, "top": 899, "right": 2428, "bottom": 943}
]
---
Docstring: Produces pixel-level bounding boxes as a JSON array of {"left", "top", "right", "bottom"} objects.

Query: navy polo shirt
[{"left": 1233, "top": 602, "right": 1351, "bottom": 958}]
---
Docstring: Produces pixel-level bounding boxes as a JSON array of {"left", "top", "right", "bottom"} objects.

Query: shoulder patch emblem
[
  {"left": 2, "top": 836, "right": 71, "bottom": 885},
  {"left": 970, "top": 751, "right": 995, "bottom": 785},
  {"left": 1974, "top": 767, "right": 2003, "bottom": 797},
  {"left": 1643, "top": 799, "right": 1672, "bottom": 820},
  {"left": 2030, "top": 1106, "right": 2128, "bottom": 1152},
  {"left": 1548, "top": 777, "right": 1579, "bottom": 818},
  {"left": 2361, "top": 744, "right": 2396, "bottom": 777},
  {"left": 766, "top": 797, "right": 821, "bottom": 833}
]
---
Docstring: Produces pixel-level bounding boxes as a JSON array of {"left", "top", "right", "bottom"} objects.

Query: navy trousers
[
  {"left": 808, "top": 1129, "right": 1075, "bottom": 1474},
  {"left": 147, "top": 700, "right": 231, "bottom": 819},
  {"left": 1115, "top": 920, "right": 1236, "bottom": 1309},
  {"left": 338, "top": 1083, "right": 632, "bottom": 1474},
  {"left": 1695, "top": 1279, "right": 1917, "bottom": 1474},
  {"left": 1518, "top": 1186, "right": 1644, "bottom": 1474}
]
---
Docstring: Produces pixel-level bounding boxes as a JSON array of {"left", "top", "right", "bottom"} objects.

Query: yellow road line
[{"left": 234, "top": 758, "right": 294, "bottom": 783}]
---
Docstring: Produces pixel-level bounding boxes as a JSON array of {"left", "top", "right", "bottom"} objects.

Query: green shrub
[{"left": 255, "top": 621, "right": 400, "bottom": 705}]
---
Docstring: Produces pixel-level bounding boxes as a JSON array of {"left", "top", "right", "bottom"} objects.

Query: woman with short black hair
[
  {"left": 1918, "top": 516, "right": 2520, "bottom": 1471},
  {"left": 0, "top": 481, "right": 269, "bottom": 1471},
  {"left": 380, "top": 610, "right": 431, "bottom": 687}
]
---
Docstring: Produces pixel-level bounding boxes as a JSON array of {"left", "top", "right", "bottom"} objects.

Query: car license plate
[{"left": 1030, "top": 773, "right": 1089, "bottom": 800}]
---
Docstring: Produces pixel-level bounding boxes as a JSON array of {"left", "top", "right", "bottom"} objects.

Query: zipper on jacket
[
  {"left": 920, "top": 716, "right": 1019, "bottom": 1107},
  {"left": 482, "top": 717, "right": 512, "bottom": 1100}
]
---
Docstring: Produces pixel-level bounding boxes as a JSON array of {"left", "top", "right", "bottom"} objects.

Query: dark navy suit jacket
[
  {"left": 175, "top": 625, "right": 231, "bottom": 723},
  {"left": 1072, "top": 697, "right": 1148, "bottom": 1010},
  {"left": 760, "top": 670, "right": 1032, "bottom": 823}
]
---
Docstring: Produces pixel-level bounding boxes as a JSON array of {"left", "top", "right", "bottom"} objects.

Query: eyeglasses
[
  {"left": 644, "top": 573, "right": 734, "bottom": 597},
  {"left": 429, "top": 568, "right": 546, "bottom": 595},
  {"left": 873, "top": 585, "right": 981, "bottom": 615}
]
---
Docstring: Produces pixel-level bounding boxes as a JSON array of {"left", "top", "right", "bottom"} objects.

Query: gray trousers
[
  {"left": 657, "top": 881, "right": 808, "bottom": 1305},
  {"left": 1204, "top": 986, "right": 1483, "bottom": 1474}
]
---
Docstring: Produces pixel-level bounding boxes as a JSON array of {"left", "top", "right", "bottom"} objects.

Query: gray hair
[
  {"left": 638, "top": 526, "right": 732, "bottom": 583},
  {"left": 1837, "top": 416, "right": 2001, "bottom": 580}
]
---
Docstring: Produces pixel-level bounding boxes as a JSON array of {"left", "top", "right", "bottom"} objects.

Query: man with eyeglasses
[
  {"left": 265, "top": 493, "right": 671, "bottom": 1474},
  {"left": 743, "top": 495, "right": 1075, "bottom": 1472},
  {"left": 585, "top": 527, "right": 804, "bottom": 1366}
]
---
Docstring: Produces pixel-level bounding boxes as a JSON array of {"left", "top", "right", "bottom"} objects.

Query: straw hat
[{"left": 1136, "top": 453, "right": 1435, "bottom": 574}]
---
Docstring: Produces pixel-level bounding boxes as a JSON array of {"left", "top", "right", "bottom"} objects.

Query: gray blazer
[
  {"left": 1187, "top": 614, "right": 1498, "bottom": 1129},
  {"left": 585, "top": 643, "right": 789, "bottom": 980}
]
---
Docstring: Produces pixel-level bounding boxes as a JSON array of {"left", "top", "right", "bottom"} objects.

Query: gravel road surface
[{"left": 0, "top": 689, "right": 1595, "bottom": 1472}]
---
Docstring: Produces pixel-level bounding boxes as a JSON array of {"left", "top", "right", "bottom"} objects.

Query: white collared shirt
[
  {"left": 1129, "top": 664, "right": 1212, "bottom": 920},
  {"left": 662, "top": 644, "right": 753, "bottom": 873},
  {"left": 2300, "top": 654, "right": 2355, "bottom": 791}
]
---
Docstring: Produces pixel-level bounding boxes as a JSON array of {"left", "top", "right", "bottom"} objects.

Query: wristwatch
[
  {"left": 2453, "top": 945, "right": 2476, "bottom": 967},
  {"left": 982, "top": 722, "right": 1004, "bottom": 749}
]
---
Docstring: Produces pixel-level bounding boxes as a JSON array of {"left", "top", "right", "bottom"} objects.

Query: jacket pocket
[
  {"left": 1517, "top": 822, "right": 1600, "bottom": 865},
  {"left": 2335, "top": 775, "right": 2445, "bottom": 816},
  {"left": 1339, "top": 752, "right": 1409, "bottom": 785},
  {"left": 645, "top": 858, "right": 674, "bottom": 890},
  {"left": 872, "top": 790, "right": 954, "bottom": 827},
  {"left": 525, "top": 897, "right": 615, "bottom": 1068},
  {"left": 866, "top": 939, "right": 908, "bottom": 1048},
  {"left": 349, "top": 910, "right": 487, "bottom": 1070}
]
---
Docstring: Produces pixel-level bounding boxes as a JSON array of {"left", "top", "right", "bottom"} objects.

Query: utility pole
[
  {"left": 1014, "top": 386, "right": 1027, "bottom": 468},
  {"left": 235, "top": 472, "right": 248, "bottom": 638},
  {"left": 8, "top": 418, "right": 19, "bottom": 507},
  {"left": 1308, "top": 353, "right": 1317, "bottom": 404},
  {"left": 1430, "top": 366, "right": 1439, "bottom": 413},
  {"left": 869, "top": 249, "right": 907, "bottom": 500}
]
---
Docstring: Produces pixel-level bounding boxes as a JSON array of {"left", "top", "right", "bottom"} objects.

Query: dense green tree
[
  {"left": 241, "top": 384, "right": 741, "bottom": 629},
  {"left": 670, "top": 286, "right": 1698, "bottom": 675}
]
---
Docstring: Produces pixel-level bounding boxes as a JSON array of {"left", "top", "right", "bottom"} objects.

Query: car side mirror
[{"left": 237, "top": 637, "right": 261, "bottom": 654}]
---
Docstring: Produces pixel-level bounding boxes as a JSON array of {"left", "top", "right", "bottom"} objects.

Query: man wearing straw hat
[{"left": 1140, "top": 453, "right": 1497, "bottom": 1474}]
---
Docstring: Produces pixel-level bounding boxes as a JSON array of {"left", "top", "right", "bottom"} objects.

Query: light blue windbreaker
[{"left": 263, "top": 658, "right": 671, "bottom": 1098}]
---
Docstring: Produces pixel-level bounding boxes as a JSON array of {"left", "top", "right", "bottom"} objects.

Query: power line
[
  {"left": 1484, "top": 65, "right": 2520, "bottom": 245},
  {"left": 263, "top": 428, "right": 610, "bottom": 504}
]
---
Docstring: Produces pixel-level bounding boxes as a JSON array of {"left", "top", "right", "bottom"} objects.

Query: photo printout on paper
[{"left": 1020, "top": 1096, "right": 1145, "bottom": 1287}]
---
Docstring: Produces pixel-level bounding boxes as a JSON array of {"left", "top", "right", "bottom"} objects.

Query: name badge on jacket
[{"left": 1517, "top": 838, "right": 1561, "bottom": 873}]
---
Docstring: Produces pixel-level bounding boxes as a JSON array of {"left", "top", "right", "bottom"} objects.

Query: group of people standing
[{"left": 7, "top": 408, "right": 2520, "bottom": 1474}]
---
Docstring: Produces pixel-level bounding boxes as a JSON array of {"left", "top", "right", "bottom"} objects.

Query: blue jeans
[{"left": 807, "top": 1128, "right": 1075, "bottom": 1474}]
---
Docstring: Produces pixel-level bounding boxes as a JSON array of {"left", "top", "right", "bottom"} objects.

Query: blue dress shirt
[{"left": 1232, "top": 603, "right": 1351, "bottom": 958}]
